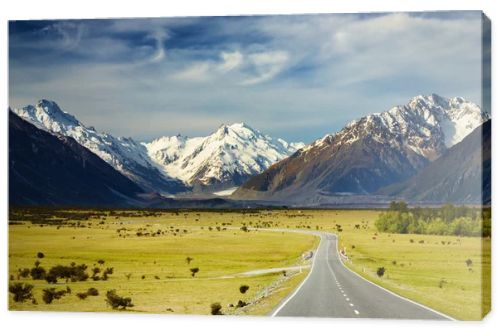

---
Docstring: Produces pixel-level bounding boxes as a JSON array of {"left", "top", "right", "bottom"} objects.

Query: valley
[{"left": 9, "top": 208, "right": 490, "bottom": 319}]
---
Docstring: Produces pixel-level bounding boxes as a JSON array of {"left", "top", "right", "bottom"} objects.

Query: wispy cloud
[{"left": 241, "top": 51, "right": 289, "bottom": 85}]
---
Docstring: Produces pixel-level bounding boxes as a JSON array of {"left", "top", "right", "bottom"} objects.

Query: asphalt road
[{"left": 271, "top": 231, "right": 453, "bottom": 320}]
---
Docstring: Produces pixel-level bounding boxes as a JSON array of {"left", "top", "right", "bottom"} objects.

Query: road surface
[{"left": 270, "top": 231, "right": 453, "bottom": 320}]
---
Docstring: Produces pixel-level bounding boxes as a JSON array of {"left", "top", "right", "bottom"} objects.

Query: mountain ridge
[
  {"left": 9, "top": 111, "right": 144, "bottom": 207},
  {"left": 13, "top": 100, "right": 187, "bottom": 195},
  {"left": 144, "top": 122, "right": 304, "bottom": 190},
  {"left": 234, "top": 94, "right": 488, "bottom": 202}
]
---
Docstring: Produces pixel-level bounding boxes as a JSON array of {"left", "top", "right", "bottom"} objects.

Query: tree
[
  {"left": 37, "top": 252, "right": 45, "bottom": 259},
  {"left": 185, "top": 256, "right": 194, "bottom": 265},
  {"left": 376, "top": 267, "right": 385, "bottom": 277},
  {"left": 105, "top": 290, "right": 134, "bottom": 310},
  {"left": 9, "top": 283, "right": 34, "bottom": 303},
  {"left": 389, "top": 201, "right": 408, "bottom": 213},
  {"left": 190, "top": 267, "right": 199, "bottom": 277},
  {"left": 210, "top": 302, "right": 223, "bottom": 315},
  {"left": 465, "top": 259, "right": 473, "bottom": 267},
  {"left": 239, "top": 285, "right": 250, "bottom": 294}
]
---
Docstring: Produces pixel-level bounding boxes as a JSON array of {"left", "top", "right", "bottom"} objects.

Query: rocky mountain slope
[
  {"left": 234, "top": 94, "right": 488, "bottom": 202},
  {"left": 9, "top": 112, "right": 144, "bottom": 207},
  {"left": 13, "top": 100, "right": 187, "bottom": 194},
  {"left": 379, "top": 120, "right": 491, "bottom": 204}
]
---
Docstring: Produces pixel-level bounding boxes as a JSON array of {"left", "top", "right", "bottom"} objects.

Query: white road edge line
[
  {"left": 331, "top": 232, "right": 457, "bottom": 321},
  {"left": 270, "top": 233, "right": 323, "bottom": 317}
]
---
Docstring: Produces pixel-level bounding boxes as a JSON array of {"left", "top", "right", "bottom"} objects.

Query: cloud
[
  {"left": 241, "top": 51, "right": 289, "bottom": 85},
  {"left": 172, "top": 50, "right": 243, "bottom": 82},
  {"left": 9, "top": 12, "right": 484, "bottom": 143},
  {"left": 147, "top": 30, "right": 168, "bottom": 63},
  {"left": 172, "top": 62, "right": 211, "bottom": 82},
  {"left": 218, "top": 51, "right": 243, "bottom": 72}
]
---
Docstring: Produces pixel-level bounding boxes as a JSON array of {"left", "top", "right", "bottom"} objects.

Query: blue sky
[{"left": 9, "top": 11, "right": 484, "bottom": 143}]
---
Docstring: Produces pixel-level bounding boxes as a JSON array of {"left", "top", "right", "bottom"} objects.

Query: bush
[
  {"left": 190, "top": 267, "right": 199, "bottom": 277},
  {"left": 239, "top": 285, "right": 250, "bottom": 294},
  {"left": 105, "top": 290, "right": 134, "bottom": 310},
  {"left": 185, "top": 256, "right": 194, "bottom": 265},
  {"left": 42, "top": 288, "right": 68, "bottom": 304},
  {"left": 30, "top": 266, "right": 47, "bottom": 280},
  {"left": 18, "top": 268, "right": 30, "bottom": 278},
  {"left": 465, "top": 259, "right": 473, "bottom": 267},
  {"left": 376, "top": 267, "right": 386, "bottom": 277},
  {"left": 77, "top": 292, "right": 88, "bottom": 300},
  {"left": 87, "top": 287, "right": 99, "bottom": 296},
  {"left": 210, "top": 302, "right": 222, "bottom": 315},
  {"left": 45, "top": 274, "right": 58, "bottom": 284},
  {"left": 37, "top": 252, "right": 45, "bottom": 259},
  {"left": 47, "top": 263, "right": 89, "bottom": 283},
  {"left": 236, "top": 300, "right": 248, "bottom": 308},
  {"left": 9, "top": 283, "right": 34, "bottom": 303}
]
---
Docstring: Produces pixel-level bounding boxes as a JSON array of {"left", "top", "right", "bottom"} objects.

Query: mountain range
[
  {"left": 12, "top": 100, "right": 302, "bottom": 194},
  {"left": 10, "top": 94, "right": 490, "bottom": 207},
  {"left": 144, "top": 123, "right": 303, "bottom": 191},
  {"left": 233, "top": 94, "right": 489, "bottom": 204}
]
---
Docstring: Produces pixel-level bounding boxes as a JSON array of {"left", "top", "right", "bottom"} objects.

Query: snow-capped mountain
[
  {"left": 12, "top": 100, "right": 187, "bottom": 194},
  {"left": 235, "top": 94, "right": 489, "bottom": 201},
  {"left": 144, "top": 123, "right": 304, "bottom": 190}
]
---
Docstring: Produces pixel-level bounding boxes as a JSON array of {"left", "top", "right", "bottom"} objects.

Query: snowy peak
[
  {"left": 15, "top": 99, "right": 81, "bottom": 133},
  {"left": 300, "top": 94, "right": 487, "bottom": 161},
  {"left": 144, "top": 123, "right": 304, "bottom": 189},
  {"left": 12, "top": 100, "right": 187, "bottom": 194}
]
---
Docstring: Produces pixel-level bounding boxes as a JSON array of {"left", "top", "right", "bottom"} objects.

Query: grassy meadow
[
  {"left": 8, "top": 209, "right": 317, "bottom": 315},
  {"left": 8, "top": 208, "right": 490, "bottom": 319}
]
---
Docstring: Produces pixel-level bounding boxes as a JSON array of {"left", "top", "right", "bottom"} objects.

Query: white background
[{"left": 0, "top": 1, "right": 498, "bottom": 333}]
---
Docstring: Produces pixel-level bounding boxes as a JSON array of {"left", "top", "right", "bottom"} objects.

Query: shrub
[
  {"left": 77, "top": 292, "right": 88, "bottom": 300},
  {"left": 87, "top": 288, "right": 99, "bottom": 296},
  {"left": 37, "top": 252, "right": 45, "bottom": 259},
  {"left": 236, "top": 300, "right": 248, "bottom": 308},
  {"left": 47, "top": 263, "right": 89, "bottom": 283},
  {"left": 210, "top": 302, "right": 222, "bottom": 315},
  {"left": 45, "top": 274, "right": 58, "bottom": 284},
  {"left": 376, "top": 267, "right": 385, "bottom": 277},
  {"left": 465, "top": 259, "right": 473, "bottom": 267},
  {"left": 30, "top": 266, "right": 47, "bottom": 280},
  {"left": 185, "top": 256, "right": 194, "bottom": 265},
  {"left": 105, "top": 290, "right": 134, "bottom": 310},
  {"left": 190, "top": 267, "right": 199, "bottom": 277},
  {"left": 239, "top": 285, "right": 250, "bottom": 294},
  {"left": 18, "top": 268, "right": 30, "bottom": 278},
  {"left": 9, "top": 283, "right": 34, "bottom": 303},
  {"left": 42, "top": 288, "right": 67, "bottom": 304}
]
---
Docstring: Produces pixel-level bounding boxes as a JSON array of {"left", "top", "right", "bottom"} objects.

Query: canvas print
[{"left": 8, "top": 11, "right": 491, "bottom": 320}]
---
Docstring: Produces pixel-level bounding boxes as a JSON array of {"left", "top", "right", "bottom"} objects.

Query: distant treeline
[{"left": 375, "top": 202, "right": 491, "bottom": 237}]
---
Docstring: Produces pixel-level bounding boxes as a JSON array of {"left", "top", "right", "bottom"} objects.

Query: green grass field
[
  {"left": 8, "top": 208, "right": 490, "bottom": 319},
  {"left": 8, "top": 210, "right": 317, "bottom": 315}
]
